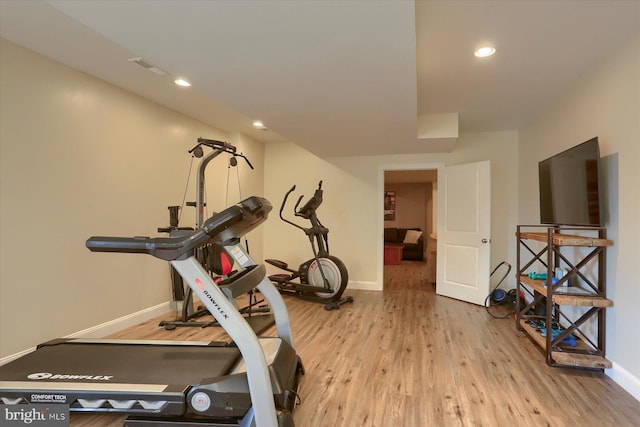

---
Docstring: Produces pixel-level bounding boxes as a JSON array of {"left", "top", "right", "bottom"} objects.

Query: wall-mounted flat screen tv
[{"left": 538, "top": 137, "right": 603, "bottom": 227}]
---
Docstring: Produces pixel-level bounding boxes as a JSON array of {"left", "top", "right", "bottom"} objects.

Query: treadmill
[{"left": 0, "top": 196, "right": 303, "bottom": 427}]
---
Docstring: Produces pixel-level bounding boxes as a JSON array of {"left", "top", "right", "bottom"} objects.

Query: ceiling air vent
[{"left": 128, "top": 57, "right": 166, "bottom": 76}]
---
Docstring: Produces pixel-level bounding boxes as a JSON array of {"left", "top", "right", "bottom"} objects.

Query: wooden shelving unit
[{"left": 515, "top": 225, "right": 613, "bottom": 371}]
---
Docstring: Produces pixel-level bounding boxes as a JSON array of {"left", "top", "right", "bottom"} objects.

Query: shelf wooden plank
[
  {"left": 551, "top": 351, "right": 612, "bottom": 369},
  {"left": 519, "top": 319, "right": 611, "bottom": 368},
  {"left": 519, "top": 276, "right": 546, "bottom": 295},
  {"left": 518, "top": 231, "right": 613, "bottom": 247},
  {"left": 519, "top": 276, "right": 613, "bottom": 307},
  {"left": 518, "top": 232, "right": 549, "bottom": 243},
  {"left": 519, "top": 319, "right": 547, "bottom": 350},
  {"left": 519, "top": 319, "right": 598, "bottom": 353},
  {"left": 552, "top": 294, "right": 613, "bottom": 307}
]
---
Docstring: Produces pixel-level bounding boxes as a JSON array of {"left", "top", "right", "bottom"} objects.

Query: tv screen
[{"left": 538, "top": 137, "right": 603, "bottom": 227}]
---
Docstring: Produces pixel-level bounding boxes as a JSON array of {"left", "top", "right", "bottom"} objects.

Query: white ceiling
[{"left": 1, "top": 1, "right": 638, "bottom": 158}]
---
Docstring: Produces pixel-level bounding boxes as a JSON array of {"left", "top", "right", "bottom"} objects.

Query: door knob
[{"left": 482, "top": 238, "right": 490, "bottom": 243}]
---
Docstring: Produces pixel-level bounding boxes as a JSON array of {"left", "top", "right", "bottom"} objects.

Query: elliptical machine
[{"left": 266, "top": 181, "right": 353, "bottom": 310}]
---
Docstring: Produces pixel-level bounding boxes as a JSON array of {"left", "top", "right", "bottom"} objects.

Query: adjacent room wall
[
  {"left": 0, "top": 39, "right": 265, "bottom": 358},
  {"left": 383, "top": 182, "right": 432, "bottom": 237},
  {"left": 264, "top": 130, "right": 519, "bottom": 291},
  {"left": 519, "top": 33, "right": 639, "bottom": 393}
]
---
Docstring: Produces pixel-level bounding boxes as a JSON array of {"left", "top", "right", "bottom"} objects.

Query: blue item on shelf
[{"left": 539, "top": 327, "right": 577, "bottom": 347}]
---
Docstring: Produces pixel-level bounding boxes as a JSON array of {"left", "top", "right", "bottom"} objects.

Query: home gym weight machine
[
  {"left": 266, "top": 181, "right": 353, "bottom": 310},
  {"left": 158, "top": 138, "right": 273, "bottom": 332},
  {"left": 0, "top": 196, "right": 303, "bottom": 427}
]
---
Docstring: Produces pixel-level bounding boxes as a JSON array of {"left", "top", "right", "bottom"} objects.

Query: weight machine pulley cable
[
  {"left": 177, "top": 156, "right": 196, "bottom": 226},
  {"left": 225, "top": 156, "right": 251, "bottom": 254}
]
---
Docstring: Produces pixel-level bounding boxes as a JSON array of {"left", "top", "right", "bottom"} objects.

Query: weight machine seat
[{"left": 218, "top": 264, "right": 266, "bottom": 300}]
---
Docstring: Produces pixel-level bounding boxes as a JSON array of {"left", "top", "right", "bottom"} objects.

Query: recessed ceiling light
[
  {"left": 474, "top": 45, "right": 496, "bottom": 58},
  {"left": 253, "top": 120, "right": 267, "bottom": 130},
  {"left": 174, "top": 78, "right": 191, "bottom": 87}
]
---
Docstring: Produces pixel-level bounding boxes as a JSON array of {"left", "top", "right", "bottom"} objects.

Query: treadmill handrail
[
  {"left": 172, "top": 253, "right": 282, "bottom": 427},
  {"left": 86, "top": 197, "right": 272, "bottom": 261}
]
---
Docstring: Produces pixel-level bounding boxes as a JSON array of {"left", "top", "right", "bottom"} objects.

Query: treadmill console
[{"left": 86, "top": 196, "right": 272, "bottom": 261}]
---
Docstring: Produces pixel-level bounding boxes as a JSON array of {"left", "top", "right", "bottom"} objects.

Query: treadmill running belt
[{"left": 0, "top": 342, "right": 241, "bottom": 386}]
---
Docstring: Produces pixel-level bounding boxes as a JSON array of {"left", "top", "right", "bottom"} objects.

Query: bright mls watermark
[{"left": 1, "top": 405, "right": 68, "bottom": 426}]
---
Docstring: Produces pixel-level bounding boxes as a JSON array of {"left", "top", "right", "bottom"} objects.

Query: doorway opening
[{"left": 381, "top": 166, "right": 439, "bottom": 289}]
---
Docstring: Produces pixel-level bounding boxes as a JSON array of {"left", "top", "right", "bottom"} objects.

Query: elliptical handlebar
[
  {"left": 278, "top": 185, "right": 305, "bottom": 231},
  {"left": 277, "top": 181, "right": 325, "bottom": 231},
  {"left": 293, "top": 195, "right": 304, "bottom": 214}
]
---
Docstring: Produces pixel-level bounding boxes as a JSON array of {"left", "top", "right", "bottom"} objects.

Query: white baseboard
[
  {"left": 0, "top": 347, "right": 36, "bottom": 367},
  {"left": 65, "top": 301, "right": 171, "bottom": 339},
  {"left": 607, "top": 361, "right": 640, "bottom": 402},
  {"left": 347, "top": 281, "right": 382, "bottom": 291},
  {"left": 0, "top": 301, "right": 171, "bottom": 366}
]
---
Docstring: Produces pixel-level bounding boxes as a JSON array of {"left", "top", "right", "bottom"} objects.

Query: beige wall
[
  {"left": 383, "top": 182, "right": 432, "bottom": 238},
  {"left": 264, "top": 130, "right": 519, "bottom": 290},
  {"left": 519, "top": 33, "right": 640, "bottom": 383},
  {"left": 0, "top": 39, "right": 265, "bottom": 358}
]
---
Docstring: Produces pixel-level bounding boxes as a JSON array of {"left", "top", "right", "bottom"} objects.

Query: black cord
[
  {"left": 485, "top": 261, "right": 515, "bottom": 319},
  {"left": 485, "top": 290, "right": 517, "bottom": 319}
]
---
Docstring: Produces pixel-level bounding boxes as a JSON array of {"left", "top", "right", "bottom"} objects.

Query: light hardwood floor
[{"left": 71, "top": 261, "right": 640, "bottom": 426}]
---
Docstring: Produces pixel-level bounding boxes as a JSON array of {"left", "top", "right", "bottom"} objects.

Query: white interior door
[{"left": 436, "top": 161, "right": 491, "bottom": 305}]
